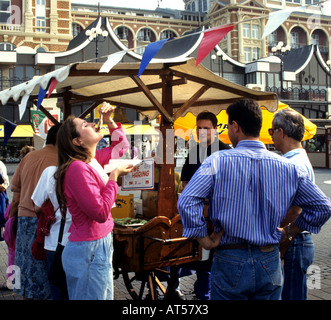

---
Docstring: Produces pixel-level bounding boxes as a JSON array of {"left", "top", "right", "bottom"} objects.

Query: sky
[{"left": 71, "top": 0, "right": 185, "bottom": 10}]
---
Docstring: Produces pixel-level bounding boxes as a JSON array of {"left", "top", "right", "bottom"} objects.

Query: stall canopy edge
[{"left": 0, "top": 58, "right": 278, "bottom": 121}]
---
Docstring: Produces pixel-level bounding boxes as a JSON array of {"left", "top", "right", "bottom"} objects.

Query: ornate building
[{"left": 206, "top": 0, "right": 331, "bottom": 63}]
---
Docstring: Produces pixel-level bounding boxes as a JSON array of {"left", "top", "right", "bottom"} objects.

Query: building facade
[
  {"left": 0, "top": 0, "right": 330, "bottom": 164},
  {"left": 206, "top": 0, "right": 331, "bottom": 63}
]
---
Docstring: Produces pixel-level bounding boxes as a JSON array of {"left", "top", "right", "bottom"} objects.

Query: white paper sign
[
  {"left": 104, "top": 158, "right": 142, "bottom": 174},
  {"left": 122, "top": 158, "right": 154, "bottom": 190}
]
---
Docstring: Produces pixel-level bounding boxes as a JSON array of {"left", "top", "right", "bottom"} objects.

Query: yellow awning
[
  {"left": 0, "top": 125, "right": 34, "bottom": 138},
  {"left": 174, "top": 102, "right": 317, "bottom": 144},
  {"left": 98, "top": 123, "right": 159, "bottom": 136}
]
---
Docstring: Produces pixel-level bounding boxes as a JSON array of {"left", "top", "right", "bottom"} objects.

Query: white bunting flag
[
  {"left": 99, "top": 51, "right": 126, "bottom": 73},
  {"left": 261, "top": 7, "right": 305, "bottom": 40},
  {"left": 18, "top": 93, "right": 29, "bottom": 120}
]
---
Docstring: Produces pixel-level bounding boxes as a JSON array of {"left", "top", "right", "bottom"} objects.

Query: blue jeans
[
  {"left": 211, "top": 245, "right": 283, "bottom": 300},
  {"left": 62, "top": 233, "right": 114, "bottom": 300},
  {"left": 282, "top": 232, "right": 314, "bottom": 300}
]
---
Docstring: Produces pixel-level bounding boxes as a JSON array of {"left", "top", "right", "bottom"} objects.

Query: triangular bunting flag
[
  {"left": 18, "top": 93, "right": 29, "bottom": 120},
  {"left": 37, "top": 86, "right": 47, "bottom": 110},
  {"left": 261, "top": 7, "right": 304, "bottom": 39},
  {"left": 99, "top": 51, "right": 126, "bottom": 73},
  {"left": 47, "top": 78, "right": 58, "bottom": 98},
  {"left": 138, "top": 38, "right": 169, "bottom": 77},
  {"left": 4, "top": 121, "right": 17, "bottom": 146},
  {"left": 196, "top": 25, "right": 234, "bottom": 66}
]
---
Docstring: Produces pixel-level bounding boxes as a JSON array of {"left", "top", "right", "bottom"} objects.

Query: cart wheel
[
  {"left": 122, "top": 270, "right": 147, "bottom": 300},
  {"left": 121, "top": 270, "right": 168, "bottom": 300}
]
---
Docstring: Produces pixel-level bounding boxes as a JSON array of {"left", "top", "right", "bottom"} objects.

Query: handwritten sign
[{"left": 122, "top": 158, "right": 154, "bottom": 190}]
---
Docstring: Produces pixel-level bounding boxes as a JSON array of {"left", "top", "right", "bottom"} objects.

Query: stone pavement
[{"left": 0, "top": 164, "right": 330, "bottom": 300}]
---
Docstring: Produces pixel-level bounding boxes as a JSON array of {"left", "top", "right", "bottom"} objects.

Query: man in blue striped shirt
[{"left": 177, "top": 99, "right": 331, "bottom": 300}]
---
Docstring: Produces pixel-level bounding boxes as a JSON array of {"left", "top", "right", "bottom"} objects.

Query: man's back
[
  {"left": 179, "top": 140, "right": 330, "bottom": 245},
  {"left": 11, "top": 145, "right": 57, "bottom": 217}
]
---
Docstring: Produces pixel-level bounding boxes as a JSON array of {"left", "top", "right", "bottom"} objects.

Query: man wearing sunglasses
[
  {"left": 270, "top": 109, "right": 315, "bottom": 300},
  {"left": 178, "top": 99, "right": 331, "bottom": 300}
]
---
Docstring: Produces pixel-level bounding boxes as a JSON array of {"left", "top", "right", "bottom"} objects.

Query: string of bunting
[
  {"left": 0, "top": 116, "right": 17, "bottom": 146},
  {"left": 2, "top": 0, "right": 330, "bottom": 145}
]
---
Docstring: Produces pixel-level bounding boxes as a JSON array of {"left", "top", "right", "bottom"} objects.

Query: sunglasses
[{"left": 268, "top": 128, "right": 280, "bottom": 136}]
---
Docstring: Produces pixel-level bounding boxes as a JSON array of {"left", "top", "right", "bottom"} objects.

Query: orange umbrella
[{"left": 174, "top": 102, "right": 316, "bottom": 144}]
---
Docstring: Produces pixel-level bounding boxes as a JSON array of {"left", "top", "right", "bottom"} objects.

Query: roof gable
[
  {"left": 239, "top": 0, "right": 268, "bottom": 9},
  {"left": 210, "top": 0, "right": 268, "bottom": 13}
]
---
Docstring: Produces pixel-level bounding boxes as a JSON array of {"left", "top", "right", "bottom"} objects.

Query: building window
[
  {"left": 36, "top": 17, "right": 46, "bottom": 32},
  {"left": 72, "top": 23, "right": 82, "bottom": 38},
  {"left": 35, "top": 0, "right": 46, "bottom": 32},
  {"left": 0, "top": 42, "right": 15, "bottom": 51},
  {"left": 305, "top": 0, "right": 320, "bottom": 4},
  {"left": 203, "top": 0, "right": 208, "bottom": 11},
  {"left": 9, "top": 66, "right": 36, "bottom": 86},
  {"left": 115, "top": 26, "right": 129, "bottom": 40},
  {"left": 137, "top": 28, "right": 155, "bottom": 42},
  {"left": 137, "top": 28, "right": 151, "bottom": 42},
  {"left": 36, "top": 47, "right": 46, "bottom": 52},
  {"left": 136, "top": 47, "right": 145, "bottom": 55},
  {"left": 252, "top": 47, "right": 259, "bottom": 60},
  {"left": 252, "top": 25, "right": 260, "bottom": 39},
  {"left": 244, "top": 47, "right": 251, "bottom": 62},
  {"left": 160, "top": 29, "right": 177, "bottom": 40},
  {"left": 311, "top": 34, "right": 319, "bottom": 45},
  {"left": 290, "top": 32, "right": 299, "bottom": 48},
  {"left": 268, "top": 31, "right": 278, "bottom": 47},
  {"left": 0, "top": 0, "right": 10, "bottom": 23},
  {"left": 243, "top": 24, "right": 250, "bottom": 38}
]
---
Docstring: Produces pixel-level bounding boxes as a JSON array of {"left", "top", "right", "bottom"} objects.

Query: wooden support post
[
  {"left": 62, "top": 90, "right": 72, "bottom": 120},
  {"left": 157, "top": 74, "right": 177, "bottom": 219}
]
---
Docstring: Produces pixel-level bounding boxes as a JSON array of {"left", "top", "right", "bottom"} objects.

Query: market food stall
[{"left": 0, "top": 58, "right": 278, "bottom": 299}]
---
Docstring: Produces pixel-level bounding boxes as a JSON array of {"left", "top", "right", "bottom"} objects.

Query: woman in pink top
[{"left": 55, "top": 102, "right": 133, "bottom": 300}]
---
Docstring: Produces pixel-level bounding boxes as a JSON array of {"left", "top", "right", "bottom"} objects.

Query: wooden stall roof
[{"left": 0, "top": 58, "right": 278, "bottom": 122}]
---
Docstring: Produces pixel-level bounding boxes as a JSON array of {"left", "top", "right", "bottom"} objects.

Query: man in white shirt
[{"left": 269, "top": 108, "right": 315, "bottom": 300}]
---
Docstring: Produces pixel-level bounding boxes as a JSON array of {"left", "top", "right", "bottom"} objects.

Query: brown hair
[
  {"left": 196, "top": 111, "right": 218, "bottom": 128},
  {"left": 54, "top": 115, "right": 92, "bottom": 218},
  {"left": 20, "top": 145, "right": 34, "bottom": 158}
]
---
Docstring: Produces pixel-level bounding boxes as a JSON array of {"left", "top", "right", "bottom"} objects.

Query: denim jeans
[
  {"left": 282, "top": 232, "right": 314, "bottom": 300},
  {"left": 211, "top": 245, "right": 283, "bottom": 300},
  {"left": 62, "top": 233, "right": 113, "bottom": 300}
]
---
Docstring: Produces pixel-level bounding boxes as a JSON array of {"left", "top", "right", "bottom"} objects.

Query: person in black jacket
[{"left": 180, "top": 111, "right": 231, "bottom": 300}]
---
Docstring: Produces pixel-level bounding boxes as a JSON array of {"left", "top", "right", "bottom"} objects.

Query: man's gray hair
[{"left": 273, "top": 109, "right": 305, "bottom": 142}]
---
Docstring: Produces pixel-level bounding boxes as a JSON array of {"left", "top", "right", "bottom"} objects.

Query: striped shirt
[{"left": 178, "top": 140, "right": 331, "bottom": 246}]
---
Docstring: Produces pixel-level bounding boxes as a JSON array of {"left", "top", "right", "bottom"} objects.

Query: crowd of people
[{"left": 1, "top": 98, "right": 331, "bottom": 300}]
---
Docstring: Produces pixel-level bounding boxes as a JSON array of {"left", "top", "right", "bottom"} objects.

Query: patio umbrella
[{"left": 174, "top": 102, "right": 317, "bottom": 145}]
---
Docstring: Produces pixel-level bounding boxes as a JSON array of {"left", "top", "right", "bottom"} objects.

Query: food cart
[{"left": 0, "top": 58, "right": 278, "bottom": 299}]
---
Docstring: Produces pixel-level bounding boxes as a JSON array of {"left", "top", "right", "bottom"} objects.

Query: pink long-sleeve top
[{"left": 64, "top": 123, "right": 129, "bottom": 242}]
